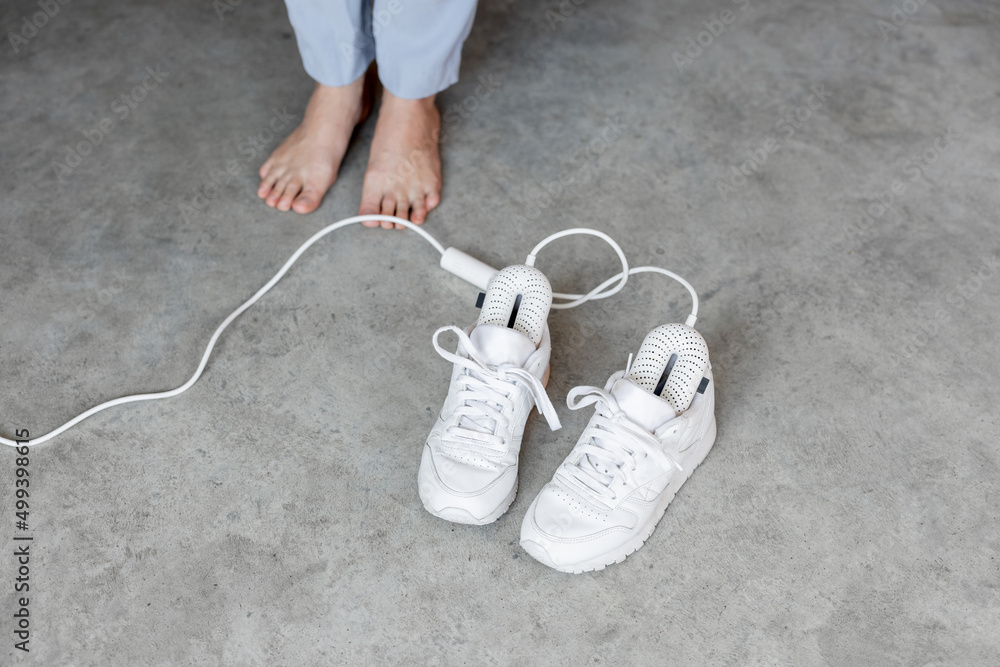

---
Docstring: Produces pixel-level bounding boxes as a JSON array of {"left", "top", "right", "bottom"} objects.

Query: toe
[
  {"left": 379, "top": 196, "right": 397, "bottom": 229},
  {"left": 359, "top": 177, "right": 383, "bottom": 227},
  {"left": 394, "top": 189, "right": 413, "bottom": 229},
  {"left": 410, "top": 197, "right": 427, "bottom": 225},
  {"left": 266, "top": 177, "right": 290, "bottom": 208},
  {"left": 425, "top": 189, "right": 441, "bottom": 211},
  {"left": 258, "top": 171, "right": 279, "bottom": 200},
  {"left": 394, "top": 204, "right": 411, "bottom": 229},
  {"left": 292, "top": 186, "right": 320, "bottom": 214},
  {"left": 277, "top": 180, "right": 302, "bottom": 212}
]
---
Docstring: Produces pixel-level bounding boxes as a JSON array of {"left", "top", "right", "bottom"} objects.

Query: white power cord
[
  {"left": 563, "top": 266, "right": 699, "bottom": 327},
  {"left": 526, "top": 228, "right": 631, "bottom": 309},
  {"left": 1, "top": 214, "right": 699, "bottom": 448},
  {"left": 525, "top": 228, "right": 698, "bottom": 325},
  {"left": 1, "top": 215, "right": 432, "bottom": 448}
]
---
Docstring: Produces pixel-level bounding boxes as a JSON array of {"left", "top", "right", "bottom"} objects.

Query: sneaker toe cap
[
  {"left": 418, "top": 445, "right": 516, "bottom": 523},
  {"left": 519, "top": 484, "right": 632, "bottom": 570}
]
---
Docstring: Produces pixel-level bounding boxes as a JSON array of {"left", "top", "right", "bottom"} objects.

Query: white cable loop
[
  {"left": 524, "top": 229, "right": 698, "bottom": 325},
  {"left": 559, "top": 266, "right": 699, "bottom": 327},
  {"left": 525, "top": 228, "right": 630, "bottom": 310}
]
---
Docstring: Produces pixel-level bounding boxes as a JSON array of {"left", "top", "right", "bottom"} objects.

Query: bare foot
[
  {"left": 359, "top": 90, "right": 442, "bottom": 229},
  {"left": 258, "top": 75, "right": 368, "bottom": 214}
]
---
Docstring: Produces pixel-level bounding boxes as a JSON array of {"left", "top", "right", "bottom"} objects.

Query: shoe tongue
[
  {"left": 469, "top": 324, "right": 537, "bottom": 367},
  {"left": 610, "top": 377, "right": 677, "bottom": 432}
]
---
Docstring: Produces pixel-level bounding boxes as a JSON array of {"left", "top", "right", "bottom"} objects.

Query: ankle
[
  {"left": 303, "top": 78, "right": 366, "bottom": 125},
  {"left": 382, "top": 89, "right": 437, "bottom": 112}
]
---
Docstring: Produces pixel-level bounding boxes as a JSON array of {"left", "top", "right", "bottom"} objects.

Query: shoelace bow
[
  {"left": 557, "top": 384, "right": 680, "bottom": 501},
  {"left": 432, "top": 326, "right": 561, "bottom": 457}
]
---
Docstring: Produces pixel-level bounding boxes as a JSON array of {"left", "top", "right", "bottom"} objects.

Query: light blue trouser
[{"left": 284, "top": 0, "right": 479, "bottom": 99}]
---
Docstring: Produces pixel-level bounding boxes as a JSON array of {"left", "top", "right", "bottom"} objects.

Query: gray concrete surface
[{"left": 2, "top": 0, "right": 999, "bottom": 664}]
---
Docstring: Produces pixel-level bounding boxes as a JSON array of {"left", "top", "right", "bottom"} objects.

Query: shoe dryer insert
[
  {"left": 626, "top": 324, "right": 710, "bottom": 419},
  {"left": 475, "top": 265, "right": 552, "bottom": 346}
]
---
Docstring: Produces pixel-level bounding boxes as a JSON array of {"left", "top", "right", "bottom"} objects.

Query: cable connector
[{"left": 439, "top": 248, "right": 498, "bottom": 290}]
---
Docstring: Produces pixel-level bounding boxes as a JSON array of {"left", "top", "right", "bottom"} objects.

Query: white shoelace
[
  {"left": 557, "top": 384, "right": 681, "bottom": 502},
  {"left": 432, "top": 326, "right": 561, "bottom": 461}
]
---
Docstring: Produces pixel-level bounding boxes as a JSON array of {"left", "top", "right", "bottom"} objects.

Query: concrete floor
[{"left": 2, "top": 0, "right": 999, "bottom": 664}]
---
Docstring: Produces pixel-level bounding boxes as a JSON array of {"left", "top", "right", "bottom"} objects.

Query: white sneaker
[
  {"left": 419, "top": 265, "right": 561, "bottom": 525},
  {"left": 520, "top": 324, "right": 716, "bottom": 572}
]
